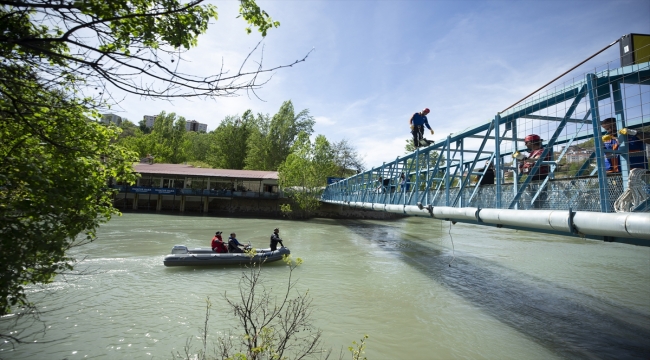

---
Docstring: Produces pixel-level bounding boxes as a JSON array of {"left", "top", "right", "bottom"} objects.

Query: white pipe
[
  {"left": 322, "top": 200, "right": 650, "bottom": 240},
  {"left": 432, "top": 207, "right": 479, "bottom": 221},
  {"left": 572, "top": 212, "right": 650, "bottom": 240},
  {"left": 478, "top": 209, "right": 572, "bottom": 233},
  {"left": 403, "top": 206, "right": 432, "bottom": 217},
  {"left": 625, "top": 213, "right": 650, "bottom": 239}
]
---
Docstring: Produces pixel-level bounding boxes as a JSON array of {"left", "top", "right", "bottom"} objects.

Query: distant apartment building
[
  {"left": 563, "top": 145, "right": 593, "bottom": 163},
  {"left": 141, "top": 115, "right": 207, "bottom": 132},
  {"left": 143, "top": 115, "right": 156, "bottom": 128},
  {"left": 101, "top": 113, "right": 122, "bottom": 126},
  {"left": 186, "top": 120, "right": 208, "bottom": 132}
]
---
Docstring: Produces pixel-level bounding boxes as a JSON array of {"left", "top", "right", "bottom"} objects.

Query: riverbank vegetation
[
  {"left": 174, "top": 256, "right": 369, "bottom": 360},
  {"left": 115, "top": 102, "right": 366, "bottom": 217},
  {"left": 279, "top": 133, "right": 339, "bottom": 218}
]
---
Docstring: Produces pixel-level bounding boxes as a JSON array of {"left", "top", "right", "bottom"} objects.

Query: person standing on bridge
[
  {"left": 376, "top": 176, "right": 385, "bottom": 193},
  {"left": 400, "top": 172, "right": 410, "bottom": 192},
  {"left": 409, "top": 108, "right": 434, "bottom": 148},
  {"left": 475, "top": 161, "right": 495, "bottom": 186},
  {"left": 600, "top": 117, "right": 648, "bottom": 172},
  {"left": 515, "top": 134, "right": 550, "bottom": 182},
  {"left": 514, "top": 134, "right": 550, "bottom": 209}
]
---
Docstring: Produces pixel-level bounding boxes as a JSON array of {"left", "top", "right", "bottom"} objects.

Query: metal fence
[
  {"left": 322, "top": 174, "right": 650, "bottom": 212},
  {"left": 322, "top": 49, "right": 650, "bottom": 214}
]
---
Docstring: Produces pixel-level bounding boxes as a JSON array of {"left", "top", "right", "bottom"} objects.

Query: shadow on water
[{"left": 343, "top": 220, "right": 650, "bottom": 360}]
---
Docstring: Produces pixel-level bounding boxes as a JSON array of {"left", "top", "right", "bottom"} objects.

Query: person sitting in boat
[
  {"left": 228, "top": 233, "right": 247, "bottom": 253},
  {"left": 211, "top": 231, "right": 227, "bottom": 253},
  {"left": 270, "top": 228, "right": 284, "bottom": 251}
]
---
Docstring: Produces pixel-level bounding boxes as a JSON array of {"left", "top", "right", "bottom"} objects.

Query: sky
[{"left": 111, "top": 0, "right": 650, "bottom": 168}]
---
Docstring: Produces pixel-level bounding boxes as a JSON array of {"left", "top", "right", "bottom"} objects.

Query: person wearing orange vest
[{"left": 211, "top": 231, "right": 227, "bottom": 253}]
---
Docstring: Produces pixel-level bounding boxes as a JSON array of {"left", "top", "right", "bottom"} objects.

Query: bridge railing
[
  {"left": 323, "top": 174, "right": 650, "bottom": 212},
  {"left": 323, "top": 52, "right": 650, "bottom": 214}
]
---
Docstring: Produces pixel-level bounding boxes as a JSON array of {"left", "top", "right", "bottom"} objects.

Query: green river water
[{"left": 1, "top": 213, "right": 649, "bottom": 359}]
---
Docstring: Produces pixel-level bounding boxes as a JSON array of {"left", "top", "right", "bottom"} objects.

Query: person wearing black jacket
[
  {"left": 228, "top": 233, "right": 246, "bottom": 253},
  {"left": 476, "top": 161, "right": 495, "bottom": 185},
  {"left": 270, "top": 228, "right": 284, "bottom": 251}
]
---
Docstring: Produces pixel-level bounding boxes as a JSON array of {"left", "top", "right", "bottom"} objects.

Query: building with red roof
[{"left": 112, "top": 163, "right": 281, "bottom": 213}]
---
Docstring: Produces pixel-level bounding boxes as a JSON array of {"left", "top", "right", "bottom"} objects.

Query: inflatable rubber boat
[{"left": 163, "top": 245, "right": 291, "bottom": 266}]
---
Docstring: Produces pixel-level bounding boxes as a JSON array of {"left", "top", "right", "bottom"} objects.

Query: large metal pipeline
[{"left": 322, "top": 200, "right": 650, "bottom": 240}]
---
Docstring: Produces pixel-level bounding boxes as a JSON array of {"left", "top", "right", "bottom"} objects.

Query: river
[{"left": 2, "top": 213, "right": 649, "bottom": 359}]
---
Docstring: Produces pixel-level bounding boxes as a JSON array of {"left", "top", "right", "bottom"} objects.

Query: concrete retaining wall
[{"left": 113, "top": 193, "right": 401, "bottom": 220}]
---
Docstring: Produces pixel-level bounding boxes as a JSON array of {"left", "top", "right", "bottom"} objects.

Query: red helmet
[
  {"left": 422, "top": 108, "right": 430, "bottom": 114},
  {"left": 524, "top": 134, "right": 541, "bottom": 143}
]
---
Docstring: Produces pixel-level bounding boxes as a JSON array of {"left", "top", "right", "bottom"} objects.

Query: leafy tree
[
  {"left": 0, "top": 0, "right": 296, "bottom": 100},
  {"left": 331, "top": 139, "right": 365, "bottom": 177},
  {"left": 404, "top": 138, "right": 416, "bottom": 154},
  {"left": 279, "top": 133, "right": 337, "bottom": 218},
  {"left": 312, "top": 135, "right": 338, "bottom": 181},
  {"left": 245, "top": 113, "right": 275, "bottom": 170},
  {"left": 270, "top": 101, "right": 316, "bottom": 169},
  {"left": 246, "top": 101, "right": 315, "bottom": 171},
  {"left": 0, "top": 85, "right": 138, "bottom": 318},
  {"left": 208, "top": 111, "right": 256, "bottom": 169},
  {"left": 118, "top": 119, "right": 140, "bottom": 139},
  {"left": 0, "top": 0, "right": 302, "bottom": 331},
  {"left": 119, "top": 113, "right": 211, "bottom": 163},
  {"left": 117, "top": 127, "right": 155, "bottom": 160},
  {"left": 150, "top": 111, "right": 188, "bottom": 163},
  {"left": 185, "top": 131, "right": 212, "bottom": 163},
  {"left": 138, "top": 119, "right": 152, "bottom": 134}
]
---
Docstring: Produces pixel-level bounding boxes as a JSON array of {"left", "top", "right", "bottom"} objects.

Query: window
[
  {"left": 173, "top": 178, "right": 185, "bottom": 189},
  {"left": 139, "top": 176, "right": 156, "bottom": 187},
  {"left": 211, "top": 178, "right": 232, "bottom": 191},
  {"left": 191, "top": 178, "right": 207, "bottom": 190}
]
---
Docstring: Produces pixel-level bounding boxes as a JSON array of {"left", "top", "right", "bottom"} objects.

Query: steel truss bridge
[{"left": 322, "top": 61, "right": 650, "bottom": 246}]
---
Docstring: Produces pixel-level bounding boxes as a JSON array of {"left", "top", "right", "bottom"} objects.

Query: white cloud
[
  {"left": 101, "top": 0, "right": 649, "bottom": 170},
  {"left": 356, "top": 135, "right": 411, "bottom": 170},
  {"left": 314, "top": 116, "right": 335, "bottom": 126}
]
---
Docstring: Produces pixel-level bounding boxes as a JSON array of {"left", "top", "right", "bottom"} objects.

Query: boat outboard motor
[{"left": 171, "top": 245, "right": 189, "bottom": 254}]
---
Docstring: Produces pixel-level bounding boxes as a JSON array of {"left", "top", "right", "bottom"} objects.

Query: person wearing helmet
[
  {"left": 600, "top": 118, "right": 648, "bottom": 172},
  {"left": 515, "top": 134, "right": 551, "bottom": 209},
  {"left": 270, "top": 228, "right": 284, "bottom": 251},
  {"left": 517, "top": 134, "right": 550, "bottom": 182},
  {"left": 409, "top": 108, "right": 434, "bottom": 148}
]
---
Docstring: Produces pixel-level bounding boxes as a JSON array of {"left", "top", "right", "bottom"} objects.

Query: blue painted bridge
[{"left": 322, "top": 60, "right": 650, "bottom": 246}]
